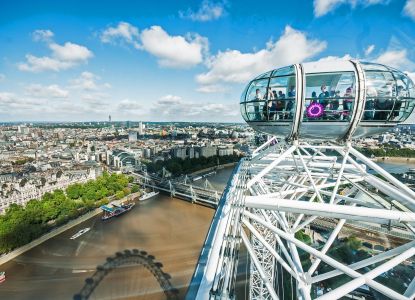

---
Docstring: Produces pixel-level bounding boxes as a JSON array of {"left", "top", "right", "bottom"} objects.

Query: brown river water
[{"left": 0, "top": 167, "right": 234, "bottom": 300}]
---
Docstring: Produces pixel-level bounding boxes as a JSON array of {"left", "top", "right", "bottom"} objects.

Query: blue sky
[{"left": 0, "top": 0, "right": 414, "bottom": 122}]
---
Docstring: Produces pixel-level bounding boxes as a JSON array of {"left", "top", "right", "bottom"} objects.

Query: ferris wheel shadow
[{"left": 73, "top": 249, "right": 179, "bottom": 300}]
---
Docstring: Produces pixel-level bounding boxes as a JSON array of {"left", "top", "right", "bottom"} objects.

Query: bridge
[
  {"left": 186, "top": 139, "right": 415, "bottom": 300},
  {"left": 131, "top": 170, "right": 221, "bottom": 208}
]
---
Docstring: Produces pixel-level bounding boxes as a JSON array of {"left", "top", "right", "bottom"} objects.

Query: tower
[{"left": 139, "top": 121, "right": 144, "bottom": 135}]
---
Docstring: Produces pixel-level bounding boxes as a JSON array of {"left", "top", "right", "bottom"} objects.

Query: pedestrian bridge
[{"left": 131, "top": 171, "right": 221, "bottom": 208}]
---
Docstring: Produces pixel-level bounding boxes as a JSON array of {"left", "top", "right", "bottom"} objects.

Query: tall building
[
  {"left": 108, "top": 115, "right": 111, "bottom": 123},
  {"left": 128, "top": 131, "right": 137, "bottom": 142},
  {"left": 139, "top": 121, "right": 145, "bottom": 135}
]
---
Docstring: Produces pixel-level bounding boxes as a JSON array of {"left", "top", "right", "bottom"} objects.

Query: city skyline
[{"left": 0, "top": 0, "right": 415, "bottom": 122}]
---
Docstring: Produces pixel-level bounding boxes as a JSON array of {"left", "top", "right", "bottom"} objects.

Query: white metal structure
[
  {"left": 187, "top": 61, "right": 415, "bottom": 300},
  {"left": 188, "top": 139, "right": 415, "bottom": 300}
]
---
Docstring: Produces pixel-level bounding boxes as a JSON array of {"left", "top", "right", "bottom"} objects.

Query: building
[
  {"left": 0, "top": 168, "right": 98, "bottom": 211},
  {"left": 143, "top": 148, "right": 151, "bottom": 158},
  {"left": 172, "top": 147, "right": 187, "bottom": 160},
  {"left": 200, "top": 146, "right": 217, "bottom": 158},
  {"left": 218, "top": 146, "right": 233, "bottom": 156},
  {"left": 128, "top": 131, "right": 137, "bottom": 142},
  {"left": 139, "top": 122, "right": 145, "bottom": 135}
]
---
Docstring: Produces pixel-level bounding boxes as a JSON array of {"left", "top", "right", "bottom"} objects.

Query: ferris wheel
[{"left": 188, "top": 60, "right": 415, "bottom": 300}]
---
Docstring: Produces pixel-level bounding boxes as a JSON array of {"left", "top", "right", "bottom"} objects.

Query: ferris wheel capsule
[{"left": 240, "top": 60, "right": 415, "bottom": 141}]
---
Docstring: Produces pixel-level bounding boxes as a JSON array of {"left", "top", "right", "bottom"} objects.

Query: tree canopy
[{"left": 0, "top": 172, "right": 131, "bottom": 254}]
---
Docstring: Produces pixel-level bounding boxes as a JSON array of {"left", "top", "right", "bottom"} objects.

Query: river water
[
  {"left": 0, "top": 167, "right": 233, "bottom": 300},
  {"left": 0, "top": 160, "right": 413, "bottom": 300}
]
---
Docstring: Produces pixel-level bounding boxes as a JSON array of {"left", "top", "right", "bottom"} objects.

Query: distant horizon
[{"left": 0, "top": 120, "right": 246, "bottom": 125}]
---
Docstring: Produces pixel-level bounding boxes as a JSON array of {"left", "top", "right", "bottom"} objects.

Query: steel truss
[{"left": 189, "top": 138, "right": 415, "bottom": 300}]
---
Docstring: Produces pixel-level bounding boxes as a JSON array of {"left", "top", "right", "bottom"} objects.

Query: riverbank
[
  {"left": 371, "top": 156, "right": 415, "bottom": 163},
  {"left": 0, "top": 191, "right": 214, "bottom": 300},
  {"left": 0, "top": 191, "right": 141, "bottom": 266},
  {"left": 190, "top": 162, "right": 238, "bottom": 176},
  {"left": 0, "top": 208, "right": 101, "bottom": 266}
]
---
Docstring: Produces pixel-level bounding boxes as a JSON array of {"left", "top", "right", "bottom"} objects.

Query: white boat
[
  {"left": 139, "top": 190, "right": 159, "bottom": 201},
  {"left": 70, "top": 227, "right": 90, "bottom": 240},
  {"left": 0, "top": 271, "right": 5, "bottom": 283},
  {"left": 193, "top": 175, "right": 202, "bottom": 182}
]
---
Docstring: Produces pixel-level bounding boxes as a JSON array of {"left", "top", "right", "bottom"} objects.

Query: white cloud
[
  {"left": 0, "top": 92, "right": 46, "bottom": 112},
  {"left": 375, "top": 49, "right": 415, "bottom": 70},
  {"left": 407, "top": 72, "right": 415, "bottom": 83},
  {"left": 0, "top": 74, "right": 5, "bottom": 81},
  {"left": 81, "top": 92, "right": 108, "bottom": 101},
  {"left": 0, "top": 92, "right": 16, "bottom": 104},
  {"left": 25, "top": 84, "right": 69, "bottom": 98},
  {"left": 196, "top": 84, "right": 228, "bottom": 93},
  {"left": 69, "top": 72, "right": 111, "bottom": 106},
  {"left": 158, "top": 94, "right": 182, "bottom": 104},
  {"left": 404, "top": 0, "right": 415, "bottom": 20},
  {"left": 117, "top": 99, "right": 142, "bottom": 112},
  {"left": 70, "top": 71, "right": 106, "bottom": 91},
  {"left": 179, "top": 0, "right": 226, "bottom": 22},
  {"left": 100, "top": 22, "right": 141, "bottom": 49},
  {"left": 364, "top": 44, "right": 375, "bottom": 56},
  {"left": 316, "top": 54, "right": 354, "bottom": 62},
  {"left": 196, "top": 26, "right": 326, "bottom": 88},
  {"left": 18, "top": 55, "right": 73, "bottom": 72},
  {"left": 18, "top": 31, "right": 93, "bottom": 72},
  {"left": 149, "top": 95, "right": 238, "bottom": 121},
  {"left": 49, "top": 42, "right": 93, "bottom": 62},
  {"left": 32, "top": 29, "right": 54, "bottom": 42},
  {"left": 313, "top": 0, "right": 389, "bottom": 17},
  {"left": 140, "top": 26, "right": 208, "bottom": 68},
  {"left": 100, "top": 23, "right": 209, "bottom": 69}
]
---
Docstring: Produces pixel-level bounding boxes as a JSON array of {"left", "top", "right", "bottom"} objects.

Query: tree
[
  {"left": 116, "top": 191, "right": 125, "bottom": 199},
  {"left": 131, "top": 184, "right": 140, "bottom": 193},
  {"left": 123, "top": 187, "right": 131, "bottom": 195},
  {"left": 0, "top": 172, "right": 133, "bottom": 255}
]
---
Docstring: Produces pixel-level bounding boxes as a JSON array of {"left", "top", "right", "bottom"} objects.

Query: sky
[{"left": 0, "top": 0, "right": 415, "bottom": 122}]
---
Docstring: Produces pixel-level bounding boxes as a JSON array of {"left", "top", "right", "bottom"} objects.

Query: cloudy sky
[{"left": 0, "top": 0, "right": 415, "bottom": 122}]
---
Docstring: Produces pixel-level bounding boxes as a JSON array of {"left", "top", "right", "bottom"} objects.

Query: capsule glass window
[
  {"left": 362, "top": 71, "right": 395, "bottom": 122},
  {"left": 264, "top": 75, "right": 296, "bottom": 121},
  {"left": 391, "top": 71, "right": 415, "bottom": 122},
  {"left": 303, "top": 72, "right": 355, "bottom": 122},
  {"left": 244, "top": 79, "right": 269, "bottom": 121}
]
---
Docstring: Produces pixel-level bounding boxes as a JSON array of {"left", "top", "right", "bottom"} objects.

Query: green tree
[
  {"left": 116, "top": 191, "right": 125, "bottom": 199},
  {"left": 131, "top": 184, "right": 140, "bottom": 193}
]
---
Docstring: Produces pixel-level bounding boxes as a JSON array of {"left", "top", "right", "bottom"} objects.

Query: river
[
  {"left": 0, "top": 167, "right": 233, "bottom": 300},
  {"left": 0, "top": 160, "right": 413, "bottom": 300}
]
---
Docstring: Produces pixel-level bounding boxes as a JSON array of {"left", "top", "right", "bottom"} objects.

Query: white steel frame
[{"left": 191, "top": 138, "right": 415, "bottom": 300}]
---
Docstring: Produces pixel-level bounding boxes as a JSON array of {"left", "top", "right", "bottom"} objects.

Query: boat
[
  {"left": 139, "top": 190, "right": 159, "bottom": 201},
  {"left": 0, "top": 272, "right": 5, "bottom": 283},
  {"left": 192, "top": 175, "right": 202, "bottom": 182},
  {"left": 203, "top": 171, "right": 216, "bottom": 178},
  {"left": 70, "top": 227, "right": 90, "bottom": 240},
  {"left": 101, "top": 202, "right": 135, "bottom": 220}
]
